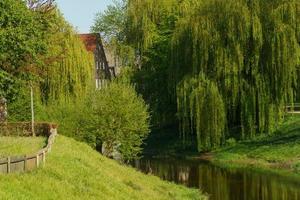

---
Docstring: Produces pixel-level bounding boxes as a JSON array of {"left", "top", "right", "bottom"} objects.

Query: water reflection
[{"left": 133, "top": 158, "right": 300, "bottom": 200}]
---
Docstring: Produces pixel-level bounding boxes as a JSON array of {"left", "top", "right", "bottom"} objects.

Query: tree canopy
[
  {"left": 0, "top": 0, "right": 94, "bottom": 119},
  {"left": 99, "top": 0, "right": 300, "bottom": 151},
  {"left": 0, "top": 0, "right": 47, "bottom": 85}
]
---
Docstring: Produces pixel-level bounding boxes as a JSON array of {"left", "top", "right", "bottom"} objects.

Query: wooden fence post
[
  {"left": 42, "top": 151, "right": 46, "bottom": 165},
  {"left": 24, "top": 156, "right": 27, "bottom": 172},
  {"left": 30, "top": 84, "right": 35, "bottom": 136},
  {"left": 36, "top": 154, "right": 39, "bottom": 167},
  {"left": 0, "top": 123, "right": 57, "bottom": 174},
  {"left": 7, "top": 157, "right": 10, "bottom": 173}
]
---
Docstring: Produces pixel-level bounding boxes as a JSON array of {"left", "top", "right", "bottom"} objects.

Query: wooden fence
[
  {"left": 0, "top": 122, "right": 57, "bottom": 174},
  {"left": 285, "top": 103, "right": 300, "bottom": 114}
]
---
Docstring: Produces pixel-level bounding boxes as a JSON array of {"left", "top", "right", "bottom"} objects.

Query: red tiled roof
[{"left": 79, "top": 33, "right": 98, "bottom": 52}]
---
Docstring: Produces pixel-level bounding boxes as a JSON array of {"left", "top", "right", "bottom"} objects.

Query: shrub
[
  {"left": 225, "top": 138, "right": 237, "bottom": 147},
  {"left": 36, "top": 81, "right": 150, "bottom": 162},
  {"left": 86, "top": 82, "right": 150, "bottom": 161}
]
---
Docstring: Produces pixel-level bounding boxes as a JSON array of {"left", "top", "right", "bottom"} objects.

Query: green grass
[
  {"left": 0, "top": 135, "right": 206, "bottom": 200},
  {"left": 0, "top": 137, "right": 46, "bottom": 157},
  {"left": 213, "top": 115, "right": 300, "bottom": 174}
]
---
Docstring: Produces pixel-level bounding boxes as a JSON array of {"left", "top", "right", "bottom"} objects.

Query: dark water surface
[{"left": 132, "top": 158, "right": 300, "bottom": 200}]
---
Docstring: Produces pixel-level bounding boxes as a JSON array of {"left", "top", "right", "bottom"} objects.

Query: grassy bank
[
  {"left": 0, "top": 137, "right": 46, "bottom": 157},
  {"left": 142, "top": 116, "right": 300, "bottom": 177},
  {"left": 213, "top": 115, "right": 300, "bottom": 175},
  {"left": 0, "top": 135, "right": 206, "bottom": 200}
]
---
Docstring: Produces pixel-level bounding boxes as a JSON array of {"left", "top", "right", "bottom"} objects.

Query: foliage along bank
[{"left": 94, "top": 0, "right": 300, "bottom": 152}]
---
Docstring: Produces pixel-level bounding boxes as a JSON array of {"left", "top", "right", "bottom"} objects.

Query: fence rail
[
  {"left": 0, "top": 122, "right": 57, "bottom": 174},
  {"left": 285, "top": 103, "right": 300, "bottom": 114}
]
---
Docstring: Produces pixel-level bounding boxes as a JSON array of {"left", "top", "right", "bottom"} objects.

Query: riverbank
[
  {"left": 211, "top": 115, "right": 300, "bottom": 176},
  {"left": 143, "top": 116, "right": 300, "bottom": 178},
  {"left": 133, "top": 157, "right": 300, "bottom": 200},
  {"left": 0, "top": 135, "right": 207, "bottom": 200}
]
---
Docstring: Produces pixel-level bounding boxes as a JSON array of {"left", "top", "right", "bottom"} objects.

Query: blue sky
[{"left": 55, "top": 0, "right": 113, "bottom": 33}]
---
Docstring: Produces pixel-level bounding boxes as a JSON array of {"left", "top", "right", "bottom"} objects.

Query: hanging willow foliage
[
  {"left": 125, "top": 0, "right": 300, "bottom": 151},
  {"left": 177, "top": 74, "right": 225, "bottom": 151},
  {"left": 39, "top": 11, "right": 94, "bottom": 104},
  {"left": 172, "top": 0, "right": 300, "bottom": 142},
  {"left": 127, "top": 0, "right": 178, "bottom": 51}
]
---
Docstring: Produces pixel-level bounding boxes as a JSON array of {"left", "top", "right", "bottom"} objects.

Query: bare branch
[{"left": 27, "top": 0, "right": 56, "bottom": 12}]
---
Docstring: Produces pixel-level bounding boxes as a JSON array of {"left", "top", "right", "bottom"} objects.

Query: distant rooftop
[{"left": 79, "top": 33, "right": 99, "bottom": 52}]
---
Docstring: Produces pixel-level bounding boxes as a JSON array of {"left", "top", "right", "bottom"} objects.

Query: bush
[
  {"left": 293, "top": 162, "right": 300, "bottom": 174},
  {"left": 225, "top": 138, "right": 237, "bottom": 147},
  {"left": 7, "top": 87, "right": 32, "bottom": 122},
  {"left": 85, "top": 82, "right": 150, "bottom": 161},
  {"left": 37, "top": 82, "right": 150, "bottom": 162}
]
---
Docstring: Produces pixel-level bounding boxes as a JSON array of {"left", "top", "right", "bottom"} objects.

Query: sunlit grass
[
  {"left": 214, "top": 115, "right": 300, "bottom": 174},
  {"left": 0, "top": 137, "right": 46, "bottom": 157},
  {"left": 0, "top": 136, "right": 206, "bottom": 200}
]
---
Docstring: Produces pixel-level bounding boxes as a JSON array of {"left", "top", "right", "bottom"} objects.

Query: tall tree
[
  {"left": 122, "top": 0, "right": 300, "bottom": 151},
  {"left": 0, "top": 0, "right": 50, "bottom": 105},
  {"left": 0, "top": 0, "right": 47, "bottom": 78},
  {"left": 91, "top": 0, "right": 135, "bottom": 70},
  {"left": 38, "top": 11, "right": 94, "bottom": 104}
]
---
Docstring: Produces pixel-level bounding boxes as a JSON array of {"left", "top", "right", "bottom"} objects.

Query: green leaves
[
  {"left": 0, "top": 0, "right": 51, "bottom": 103},
  {"left": 43, "top": 81, "right": 150, "bottom": 162},
  {"left": 0, "top": 0, "right": 46, "bottom": 76},
  {"left": 125, "top": 0, "right": 300, "bottom": 151},
  {"left": 88, "top": 82, "right": 150, "bottom": 161},
  {"left": 172, "top": 0, "right": 300, "bottom": 144},
  {"left": 91, "top": 0, "right": 126, "bottom": 42},
  {"left": 177, "top": 74, "right": 225, "bottom": 151},
  {"left": 39, "top": 18, "right": 94, "bottom": 104},
  {"left": 0, "top": 70, "right": 21, "bottom": 102}
]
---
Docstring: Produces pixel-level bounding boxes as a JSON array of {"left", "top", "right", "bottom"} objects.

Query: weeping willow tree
[
  {"left": 177, "top": 74, "right": 225, "bottom": 151},
  {"left": 39, "top": 11, "right": 94, "bottom": 104},
  {"left": 127, "top": 0, "right": 178, "bottom": 51},
  {"left": 172, "top": 0, "right": 300, "bottom": 143},
  {"left": 125, "top": 0, "right": 181, "bottom": 127},
  {"left": 125, "top": 0, "right": 300, "bottom": 151}
]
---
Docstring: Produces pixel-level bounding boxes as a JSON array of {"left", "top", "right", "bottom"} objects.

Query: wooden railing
[
  {"left": 0, "top": 122, "right": 57, "bottom": 174},
  {"left": 285, "top": 103, "right": 300, "bottom": 114}
]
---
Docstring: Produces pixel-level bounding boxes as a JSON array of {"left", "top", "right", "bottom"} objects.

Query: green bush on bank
[
  {"left": 38, "top": 81, "right": 150, "bottom": 161},
  {"left": 86, "top": 82, "right": 150, "bottom": 161}
]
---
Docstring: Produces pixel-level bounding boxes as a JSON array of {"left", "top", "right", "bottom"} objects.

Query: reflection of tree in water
[
  {"left": 141, "top": 159, "right": 191, "bottom": 185},
  {"left": 134, "top": 159, "right": 300, "bottom": 200},
  {"left": 178, "top": 166, "right": 190, "bottom": 184},
  {"left": 198, "top": 165, "right": 300, "bottom": 200}
]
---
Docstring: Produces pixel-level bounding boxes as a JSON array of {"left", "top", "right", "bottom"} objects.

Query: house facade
[{"left": 79, "top": 33, "right": 115, "bottom": 89}]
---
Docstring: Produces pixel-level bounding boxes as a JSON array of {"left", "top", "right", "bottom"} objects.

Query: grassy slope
[
  {"left": 0, "top": 136, "right": 206, "bottom": 200},
  {"left": 213, "top": 115, "right": 300, "bottom": 174},
  {"left": 0, "top": 137, "right": 46, "bottom": 157}
]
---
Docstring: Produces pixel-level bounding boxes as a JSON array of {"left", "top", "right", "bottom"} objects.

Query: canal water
[{"left": 132, "top": 158, "right": 300, "bottom": 200}]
